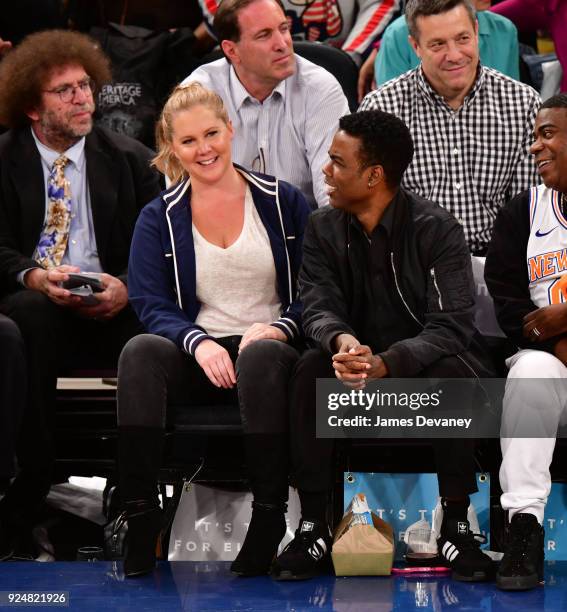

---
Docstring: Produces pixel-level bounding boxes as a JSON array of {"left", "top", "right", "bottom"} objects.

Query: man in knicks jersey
[{"left": 485, "top": 94, "right": 567, "bottom": 591}]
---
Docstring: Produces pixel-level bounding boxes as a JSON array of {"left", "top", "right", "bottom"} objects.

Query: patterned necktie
[{"left": 33, "top": 155, "right": 72, "bottom": 269}]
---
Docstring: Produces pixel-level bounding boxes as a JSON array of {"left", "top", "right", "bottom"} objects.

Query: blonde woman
[{"left": 116, "top": 83, "right": 333, "bottom": 579}]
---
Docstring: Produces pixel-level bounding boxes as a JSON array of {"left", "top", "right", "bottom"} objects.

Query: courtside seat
[
  {"left": 54, "top": 378, "right": 244, "bottom": 484},
  {"left": 171, "top": 403, "right": 242, "bottom": 434},
  {"left": 54, "top": 379, "right": 118, "bottom": 479}
]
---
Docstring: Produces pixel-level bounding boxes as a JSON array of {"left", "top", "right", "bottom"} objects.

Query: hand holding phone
[{"left": 60, "top": 272, "right": 103, "bottom": 304}]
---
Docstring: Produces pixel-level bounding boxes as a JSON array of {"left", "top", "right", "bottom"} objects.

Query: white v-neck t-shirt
[{"left": 193, "top": 186, "right": 281, "bottom": 337}]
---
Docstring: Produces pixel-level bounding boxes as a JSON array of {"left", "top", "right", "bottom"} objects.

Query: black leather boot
[
  {"left": 231, "top": 433, "right": 289, "bottom": 576},
  {"left": 117, "top": 426, "right": 164, "bottom": 578},
  {"left": 123, "top": 500, "right": 163, "bottom": 577},
  {"left": 231, "top": 501, "right": 287, "bottom": 576}
]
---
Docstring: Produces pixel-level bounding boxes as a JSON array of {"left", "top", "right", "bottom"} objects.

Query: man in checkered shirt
[{"left": 360, "top": 0, "right": 541, "bottom": 255}]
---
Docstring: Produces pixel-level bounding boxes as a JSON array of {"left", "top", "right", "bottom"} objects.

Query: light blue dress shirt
[
  {"left": 184, "top": 55, "right": 350, "bottom": 209},
  {"left": 19, "top": 130, "right": 103, "bottom": 284}
]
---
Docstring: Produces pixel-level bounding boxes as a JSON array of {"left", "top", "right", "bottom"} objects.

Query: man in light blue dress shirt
[{"left": 184, "top": 0, "right": 350, "bottom": 209}]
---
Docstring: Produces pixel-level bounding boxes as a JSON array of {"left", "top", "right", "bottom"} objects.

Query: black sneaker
[
  {"left": 438, "top": 518, "right": 494, "bottom": 582},
  {"left": 271, "top": 519, "right": 332, "bottom": 581},
  {"left": 496, "top": 513, "right": 544, "bottom": 591}
]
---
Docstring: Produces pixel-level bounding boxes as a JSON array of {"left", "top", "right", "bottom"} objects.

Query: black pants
[
  {"left": 292, "top": 353, "right": 484, "bottom": 499},
  {"left": 117, "top": 336, "right": 336, "bottom": 493},
  {"left": 289, "top": 352, "right": 481, "bottom": 498},
  {"left": 118, "top": 337, "right": 481, "bottom": 499},
  {"left": 0, "top": 289, "right": 143, "bottom": 474},
  {"left": 421, "top": 355, "right": 483, "bottom": 497},
  {"left": 0, "top": 314, "right": 25, "bottom": 480}
]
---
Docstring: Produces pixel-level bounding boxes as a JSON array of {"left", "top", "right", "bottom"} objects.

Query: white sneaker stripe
[
  {"left": 307, "top": 538, "right": 327, "bottom": 561},
  {"left": 442, "top": 541, "right": 461, "bottom": 563},
  {"left": 442, "top": 542, "right": 454, "bottom": 557}
]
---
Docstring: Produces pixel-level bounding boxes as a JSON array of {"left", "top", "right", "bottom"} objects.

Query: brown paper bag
[{"left": 332, "top": 492, "right": 395, "bottom": 576}]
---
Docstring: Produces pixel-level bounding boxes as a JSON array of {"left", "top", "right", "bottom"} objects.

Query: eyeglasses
[{"left": 43, "top": 77, "right": 94, "bottom": 103}]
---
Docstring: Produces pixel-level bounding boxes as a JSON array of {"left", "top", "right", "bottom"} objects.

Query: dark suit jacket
[{"left": 0, "top": 125, "right": 161, "bottom": 296}]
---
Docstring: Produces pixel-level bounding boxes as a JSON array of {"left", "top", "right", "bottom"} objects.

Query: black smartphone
[{"left": 61, "top": 273, "right": 104, "bottom": 292}]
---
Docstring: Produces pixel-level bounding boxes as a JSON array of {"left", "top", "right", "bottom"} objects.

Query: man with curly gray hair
[{"left": 0, "top": 29, "right": 161, "bottom": 560}]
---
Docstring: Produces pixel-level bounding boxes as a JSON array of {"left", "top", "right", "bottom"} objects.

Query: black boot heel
[
  {"left": 117, "top": 427, "right": 165, "bottom": 578},
  {"left": 123, "top": 502, "right": 163, "bottom": 578}
]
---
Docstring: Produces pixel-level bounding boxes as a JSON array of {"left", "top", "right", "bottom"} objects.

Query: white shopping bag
[{"left": 168, "top": 483, "right": 300, "bottom": 561}]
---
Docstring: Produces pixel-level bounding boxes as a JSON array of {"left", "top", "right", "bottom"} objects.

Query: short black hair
[
  {"left": 541, "top": 93, "right": 567, "bottom": 110},
  {"left": 405, "top": 0, "right": 476, "bottom": 41},
  {"left": 339, "top": 111, "right": 414, "bottom": 188}
]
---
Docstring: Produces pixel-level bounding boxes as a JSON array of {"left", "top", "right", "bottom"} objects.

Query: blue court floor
[{"left": 0, "top": 561, "right": 565, "bottom": 611}]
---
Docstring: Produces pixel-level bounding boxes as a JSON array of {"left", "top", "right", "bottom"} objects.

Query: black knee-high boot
[
  {"left": 118, "top": 426, "right": 164, "bottom": 578},
  {"left": 231, "top": 433, "right": 289, "bottom": 576}
]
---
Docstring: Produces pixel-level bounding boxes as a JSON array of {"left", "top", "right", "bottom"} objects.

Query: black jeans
[
  {"left": 286, "top": 352, "right": 483, "bottom": 498},
  {"left": 117, "top": 336, "right": 336, "bottom": 493},
  {"left": 118, "top": 334, "right": 486, "bottom": 499},
  {"left": 288, "top": 353, "right": 486, "bottom": 499},
  {"left": 312, "top": 354, "right": 486, "bottom": 498},
  {"left": 0, "top": 314, "right": 25, "bottom": 479}
]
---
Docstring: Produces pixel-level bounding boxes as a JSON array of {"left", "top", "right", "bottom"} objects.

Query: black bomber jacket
[{"left": 299, "top": 188, "right": 493, "bottom": 378}]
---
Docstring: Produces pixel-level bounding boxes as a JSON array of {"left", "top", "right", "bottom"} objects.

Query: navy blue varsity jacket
[{"left": 128, "top": 165, "right": 311, "bottom": 356}]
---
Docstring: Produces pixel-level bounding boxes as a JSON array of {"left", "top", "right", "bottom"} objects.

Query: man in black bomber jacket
[{"left": 299, "top": 111, "right": 495, "bottom": 582}]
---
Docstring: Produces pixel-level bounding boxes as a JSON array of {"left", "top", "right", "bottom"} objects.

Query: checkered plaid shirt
[{"left": 360, "top": 66, "right": 541, "bottom": 254}]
